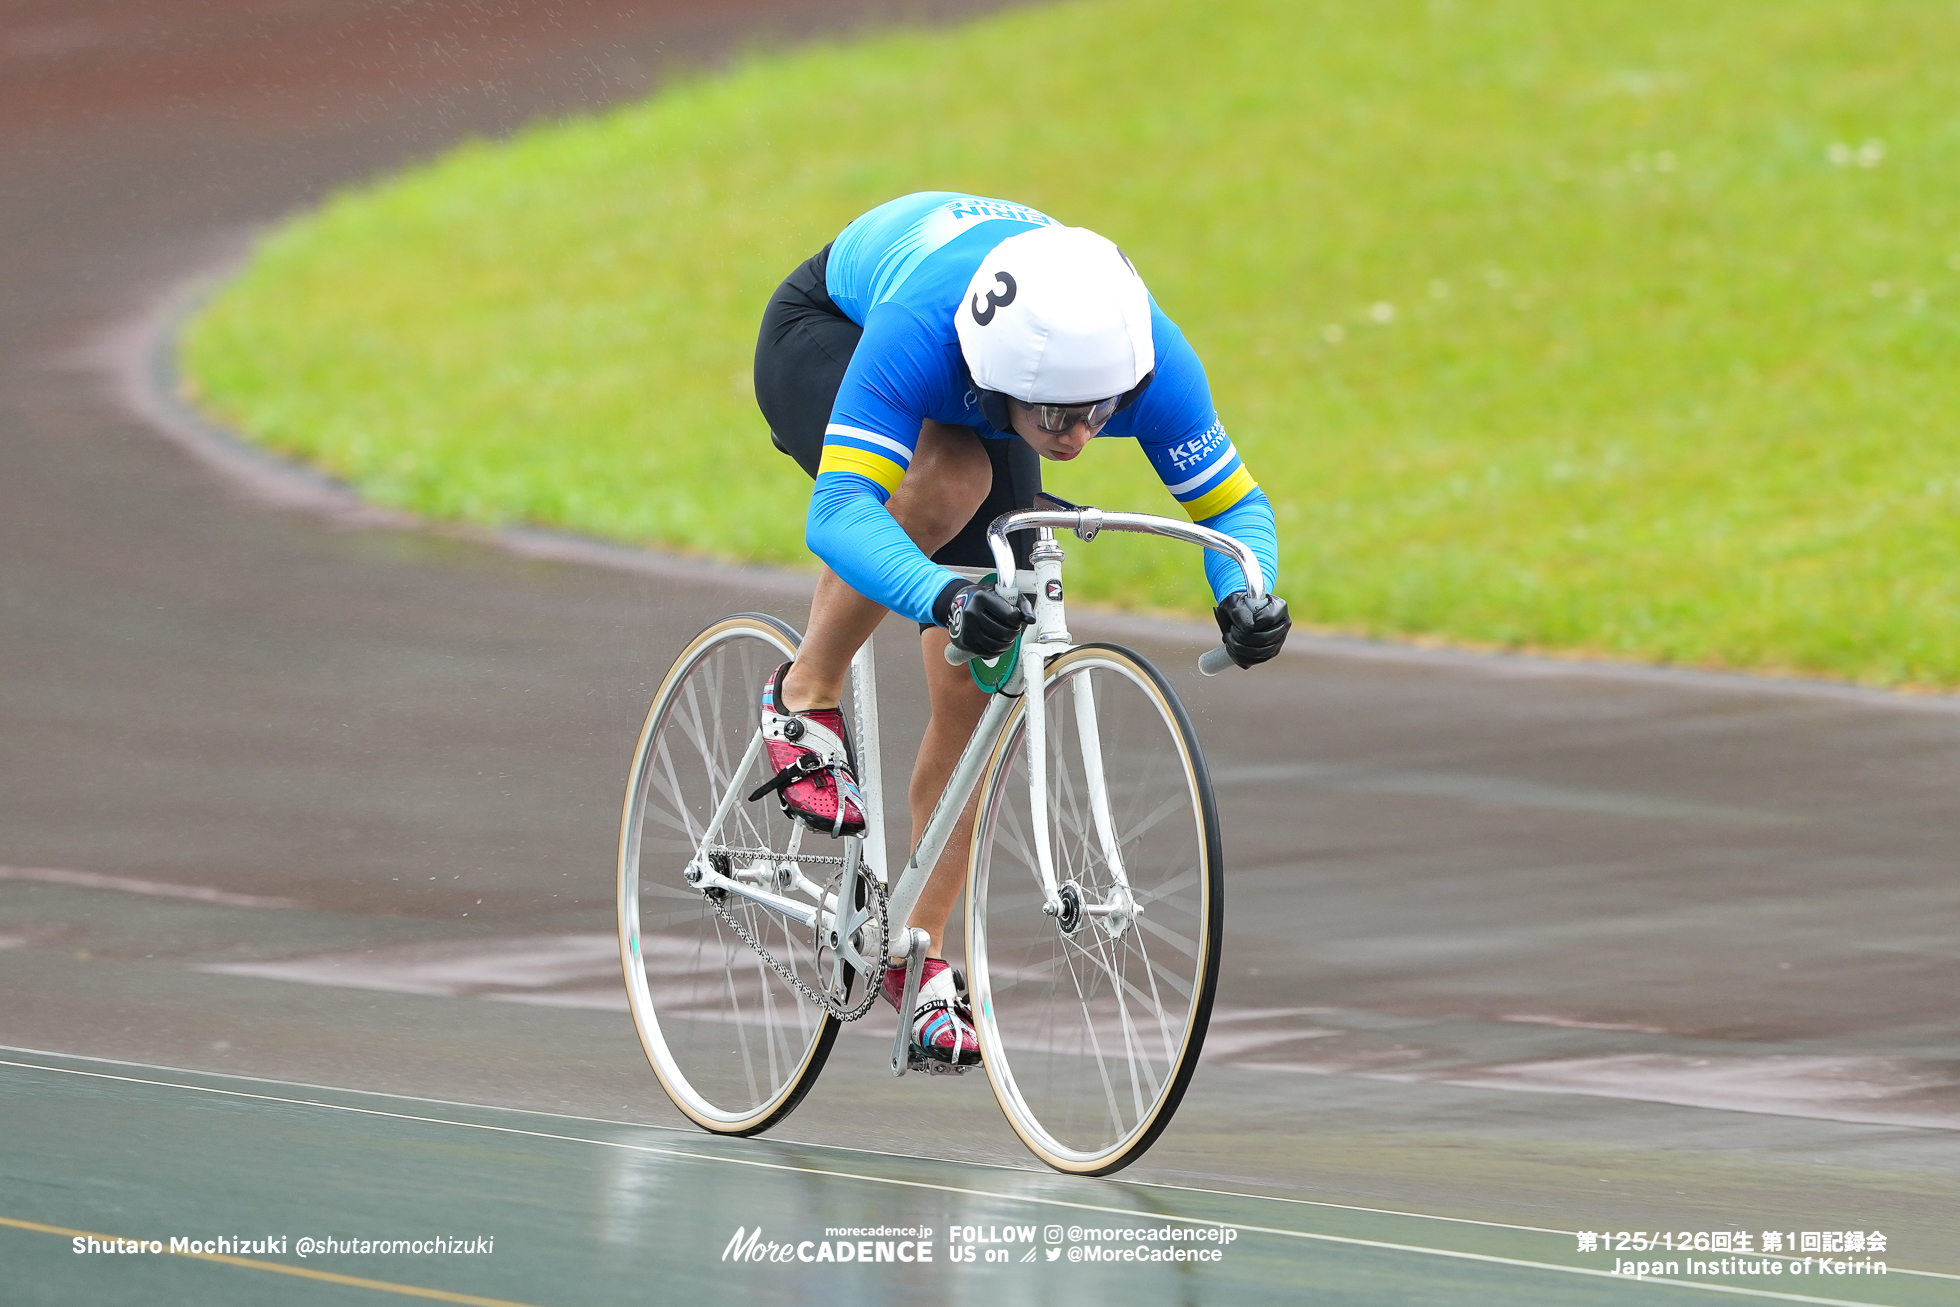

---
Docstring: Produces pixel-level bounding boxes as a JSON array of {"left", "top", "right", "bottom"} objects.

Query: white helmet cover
[{"left": 956, "top": 225, "right": 1154, "bottom": 404}]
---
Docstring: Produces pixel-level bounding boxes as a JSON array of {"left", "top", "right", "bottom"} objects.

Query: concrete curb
[
  {"left": 97, "top": 243, "right": 810, "bottom": 599},
  {"left": 109, "top": 249, "right": 1960, "bottom": 715}
]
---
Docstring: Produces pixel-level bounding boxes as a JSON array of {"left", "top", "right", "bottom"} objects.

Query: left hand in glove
[{"left": 1213, "top": 591, "right": 1291, "bottom": 669}]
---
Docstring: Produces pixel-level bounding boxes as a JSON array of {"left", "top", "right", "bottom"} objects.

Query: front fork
[{"left": 1016, "top": 530, "right": 1133, "bottom": 927}]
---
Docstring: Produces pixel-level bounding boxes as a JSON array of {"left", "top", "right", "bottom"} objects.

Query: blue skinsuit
[{"left": 810, "top": 192, "right": 1279, "bottom": 624}]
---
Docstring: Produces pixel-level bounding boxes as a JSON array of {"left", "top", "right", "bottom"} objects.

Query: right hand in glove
[{"left": 934, "top": 580, "right": 1033, "bottom": 658}]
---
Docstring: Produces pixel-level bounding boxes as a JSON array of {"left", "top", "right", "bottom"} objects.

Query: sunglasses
[{"left": 1021, "top": 395, "right": 1122, "bottom": 436}]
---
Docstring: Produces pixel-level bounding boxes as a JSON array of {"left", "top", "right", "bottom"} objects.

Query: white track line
[
  {"left": 0, "top": 1044, "right": 1565, "bottom": 1236},
  {"left": 0, "top": 1054, "right": 1936, "bottom": 1305}
]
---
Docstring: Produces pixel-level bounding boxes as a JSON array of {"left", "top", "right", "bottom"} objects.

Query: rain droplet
[
  {"left": 1369, "top": 301, "right": 1396, "bottom": 324},
  {"left": 1322, "top": 323, "right": 1345, "bottom": 343}
]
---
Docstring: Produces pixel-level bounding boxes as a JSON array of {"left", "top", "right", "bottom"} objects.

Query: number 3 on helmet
[{"left": 956, "top": 225, "right": 1157, "bottom": 433}]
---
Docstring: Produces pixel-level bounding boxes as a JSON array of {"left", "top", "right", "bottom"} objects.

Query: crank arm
[{"left": 888, "top": 927, "right": 930, "bottom": 1077}]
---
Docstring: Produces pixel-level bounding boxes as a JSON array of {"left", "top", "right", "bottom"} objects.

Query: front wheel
[{"left": 966, "top": 643, "right": 1223, "bottom": 1175}]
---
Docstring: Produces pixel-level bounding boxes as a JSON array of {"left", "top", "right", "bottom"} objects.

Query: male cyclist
[{"left": 752, "top": 191, "right": 1289, "bottom": 1067}]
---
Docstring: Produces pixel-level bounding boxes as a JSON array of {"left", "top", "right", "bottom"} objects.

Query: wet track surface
[
  {"left": 3, "top": 3, "right": 1959, "bottom": 1302},
  {"left": 8, "top": 1049, "right": 1956, "bottom": 1307}
]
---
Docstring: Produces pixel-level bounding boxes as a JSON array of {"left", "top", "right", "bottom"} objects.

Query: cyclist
[{"left": 753, "top": 192, "right": 1289, "bottom": 1066}]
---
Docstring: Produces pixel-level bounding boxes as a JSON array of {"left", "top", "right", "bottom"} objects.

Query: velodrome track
[{"left": 2, "top": 4, "right": 1957, "bottom": 1303}]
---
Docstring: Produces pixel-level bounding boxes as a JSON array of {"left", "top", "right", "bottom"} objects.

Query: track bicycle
[{"left": 616, "top": 496, "right": 1266, "bottom": 1175}]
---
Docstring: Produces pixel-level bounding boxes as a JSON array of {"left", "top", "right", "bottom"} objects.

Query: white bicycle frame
[{"left": 679, "top": 503, "right": 1266, "bottom": 1076}]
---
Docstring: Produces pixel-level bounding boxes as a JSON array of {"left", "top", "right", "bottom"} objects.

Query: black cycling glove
[
  {"left": 935, "top": 580, "right": 1033, "bottom": 658},
  {"left": 1214, "top": 591, "right": 1291, "bottom": 669}
]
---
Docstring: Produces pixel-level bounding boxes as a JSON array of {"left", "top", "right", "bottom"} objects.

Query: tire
[
  {"left": 617, "top": 614, "right": 839, "bottom": 1135},
  {"left": 966, "top": 643, "right": 1223, "bottom": 1175}
]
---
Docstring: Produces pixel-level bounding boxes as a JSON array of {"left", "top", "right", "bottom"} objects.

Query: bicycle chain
[{"left": 703, "top": 857, "right": 888, "bottom": 1022}]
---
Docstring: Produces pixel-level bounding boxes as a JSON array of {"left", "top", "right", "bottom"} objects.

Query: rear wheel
[
  {"left": 966, "top": 643, "right": 1223, "bottom": 1174},
  {"left": 617, "top": 614, "right": 840, "bottom": 1135}
]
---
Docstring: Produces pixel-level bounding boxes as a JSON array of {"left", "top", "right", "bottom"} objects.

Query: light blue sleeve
[
  {"left": 1197, "top": 488, "right": 1280, "bottom": 601},
  {"left": 804, "top": 303, "right": 966, "bottom": 625},
  {"left": 1123, "top": 307, "right": 1281, "bottom": 602},
  {"left": 806, "top": 481, "right": 963, "bottom": 625}
]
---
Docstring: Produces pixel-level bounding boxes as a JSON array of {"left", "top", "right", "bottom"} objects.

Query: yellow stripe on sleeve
[
  {"left": 818, "top": 445, "right": 906, "bottom": 494},
  {"left": 1181, "top": 465, "right": 1258, "bottom": 521}
]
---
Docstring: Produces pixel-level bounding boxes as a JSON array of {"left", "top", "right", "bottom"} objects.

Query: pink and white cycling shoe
[
  {"left": 750, "top": 662, "right": 867, "bottom": 838},
  {"left": 882, "top": 958, "right": 982, "bottom": 1067}
]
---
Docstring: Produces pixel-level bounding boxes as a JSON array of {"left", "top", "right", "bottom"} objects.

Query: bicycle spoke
[
  {"left": 1065, "top": 952, "right": 1129, "bottom": 1139},
  {"left": 1063, "top": 926, "right": 1175, "bottom": 1073},
  {"left": 1112, "top": 786, "right": 1189, "bottom": 848},
  {"left": 1130, "top": 904, "right": 1202, "bottom": 963}
]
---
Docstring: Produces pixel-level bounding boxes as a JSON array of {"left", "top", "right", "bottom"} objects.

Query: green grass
[{"left": 179, "top": 0, "right": 1960, "bottom": 687}]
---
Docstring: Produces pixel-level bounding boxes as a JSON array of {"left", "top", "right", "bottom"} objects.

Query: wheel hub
[
  {"left": 701, "top": 851, "right": 732, "bottom": 904},
  {"left": 1097, "top": 883, "right": 1137, "bottom": 941},
  {"left": 1055, "top": 881, "right": 1085, "bottom": 935}
]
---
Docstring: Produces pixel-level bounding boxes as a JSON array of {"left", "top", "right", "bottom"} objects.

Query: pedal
[
  {"left": 905, "top": 1050, "right": 975, "bottom": 1076},
  {"left": 888, "top": 928, "right": 980, "bottom": 1076}
]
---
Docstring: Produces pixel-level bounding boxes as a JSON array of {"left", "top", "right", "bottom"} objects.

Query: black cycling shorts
[{"left": 754, "top": 243, "right": 1040, "bottom": 581}]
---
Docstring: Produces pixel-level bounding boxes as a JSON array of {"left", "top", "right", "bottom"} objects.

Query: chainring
[{"left": 812, "top": 860, "right": 888, "bottom": 1020}]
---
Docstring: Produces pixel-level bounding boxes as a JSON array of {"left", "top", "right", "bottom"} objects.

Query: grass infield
[{"left": 179, "top": 0, "right": 1960, "bottom": 687}]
